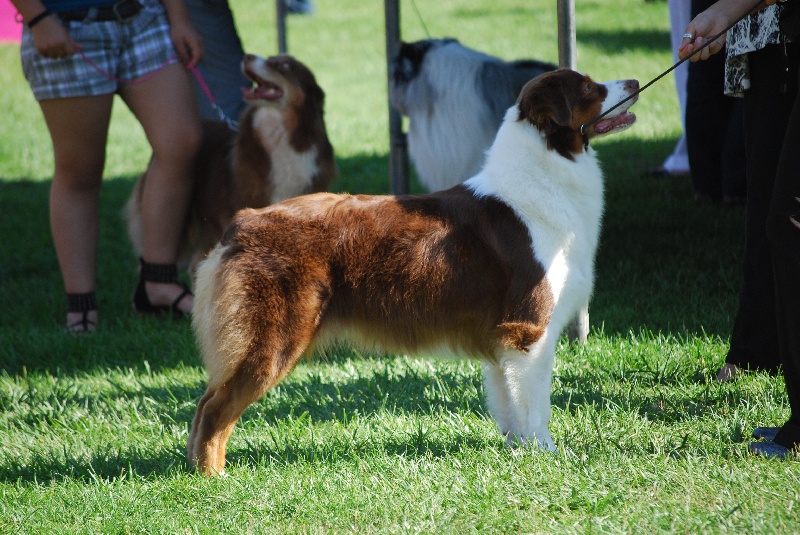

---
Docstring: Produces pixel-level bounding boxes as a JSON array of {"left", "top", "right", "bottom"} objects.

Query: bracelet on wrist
[{"left": 27, "top": 9, "right": 52, "bottom": 29}]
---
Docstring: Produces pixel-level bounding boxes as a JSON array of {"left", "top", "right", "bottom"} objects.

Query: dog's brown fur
[
  {"left": 187, "top": 189, "right": 552, "bottom": 474},
  {"left": 187, "top": 69, "right": 639, "bottom": 475},
  {"left": 125, "top": 54, "right": 336, "bottom": 271}
]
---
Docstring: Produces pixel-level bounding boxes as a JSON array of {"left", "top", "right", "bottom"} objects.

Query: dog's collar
[{"left": 580, "top": 124, "right": 590, "bottom": 151}]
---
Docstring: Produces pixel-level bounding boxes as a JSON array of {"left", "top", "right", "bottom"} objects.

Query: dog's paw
[{"left": 504, "top": 432, "right": 557, "bottom": 452}]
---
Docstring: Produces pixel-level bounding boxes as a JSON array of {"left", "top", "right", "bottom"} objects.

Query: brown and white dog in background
[
  {"left": 187, "top": 69, "right": 638, "bottom": 475},
  {"left": 125, "top": 53, "right": 337, "bottom": 272}
]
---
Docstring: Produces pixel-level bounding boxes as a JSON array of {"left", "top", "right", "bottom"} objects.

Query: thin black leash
[
  {"left": 409, "top": 0, "right": 431, "bottom": 38},
  {"left": 580, "top": 0, "right": 766, "bottom": 150}
]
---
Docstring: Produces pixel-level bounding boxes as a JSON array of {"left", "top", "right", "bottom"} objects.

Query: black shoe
[
  {"left": 65, "top": 292, "right": 97, "bottom": 334},
  {"left": 748, "top": 440, "right": 794, "bottom": 460},
  {"left": 133, "top": 258, "right": 192, "bottom": 317},
  {"left": 752, "top": 427, "right": 781, "bottom": 441}
]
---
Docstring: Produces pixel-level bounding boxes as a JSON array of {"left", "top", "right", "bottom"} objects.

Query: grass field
[{"left": 1, "top": 0, "right": 799, "bottom": 533}]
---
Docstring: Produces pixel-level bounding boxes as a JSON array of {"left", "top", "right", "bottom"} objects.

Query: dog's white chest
[
  {"left": 468, "top": 119, "right": 604, "bottom": 330},
  {"left": 253, "top": 108, "right": 320, "bottom": 204}
]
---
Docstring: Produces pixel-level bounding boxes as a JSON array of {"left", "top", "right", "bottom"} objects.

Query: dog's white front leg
[
  {"left": 498, "top": 339, "right": 557, "bottom": 451},
  {"left": 482, "top": 361, "right": 513, "bottom": 437},
  {"left": 566, "top": 304, "right": 589, "bottom": 343}
]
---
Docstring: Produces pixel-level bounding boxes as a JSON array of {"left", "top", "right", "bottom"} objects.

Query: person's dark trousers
[
  {"left": 768, "top": 43, "right": 800, "bottom": 451},
  {"left": 185, "top": 0, "right": 249, "bottom": 122},
  {"left": 725, "top": 43, "right": 799, "bottom": 373},
  {"left": 685, "top": 0, "right": 747, "bottom": 201}
]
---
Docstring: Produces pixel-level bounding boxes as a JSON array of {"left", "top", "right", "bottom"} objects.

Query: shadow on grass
[
  {"left": 0, "top": 355, "right": 740, "bottom": 485},
  {"left": 227, "top": 426, "right": 497, "bottom": 470},
  {"left": 0, "top": 444, "right": 192, "bottom": 485},
  {"left": 0, "top": 138, "right": 743, "bottom": 362},
  {"left": 0, "top": 139, "right": 744, "bottom": 376},
  {"left": 551, "top": 367, "right": 741, "bottom": 424}
]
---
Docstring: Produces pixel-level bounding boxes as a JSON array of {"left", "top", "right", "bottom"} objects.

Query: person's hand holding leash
[
  {"left": 15, "top": 0, "right": 80, "bottom": 58},
  {"left": 29, "top": 15, "right": 81, "bottom": 58},
  {"left": 162, "top": 0, "right": 204, "bottom": 67},
  {"left": 168, "top": 19, "right": 203, "bottom": 67},
  {"left": 679, "top": 0, "right": 775, "bottom": 61}
]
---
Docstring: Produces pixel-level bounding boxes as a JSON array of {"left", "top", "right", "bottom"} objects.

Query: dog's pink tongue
[
  {"left": 594, "top": 112, "right": 637, "bottom": 134},
  {"left": 241, "top": 83, "right": 283, "bottom": 101}
]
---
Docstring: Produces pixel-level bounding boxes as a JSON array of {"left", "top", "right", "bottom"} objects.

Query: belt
[{"left": 57, "top": 0, "right": 142, "bottom": 23}]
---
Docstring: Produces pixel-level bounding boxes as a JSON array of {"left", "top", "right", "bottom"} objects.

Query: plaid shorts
[{"left": 20, "top": 0, "right": 179, "bottom": 101}]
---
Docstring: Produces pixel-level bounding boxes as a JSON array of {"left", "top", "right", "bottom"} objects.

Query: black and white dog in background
[{"left": 390, "top": 38, "right": 557, "bottom": 192}]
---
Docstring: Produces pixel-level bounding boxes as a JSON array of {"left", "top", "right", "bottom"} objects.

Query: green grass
[{"left": 1, "top": 0, "right": 799, "bottom": 532}]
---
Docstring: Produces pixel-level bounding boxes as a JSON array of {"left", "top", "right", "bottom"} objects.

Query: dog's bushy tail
[{"left": 192, "top": 245, "right": 249, "bottom": 389}]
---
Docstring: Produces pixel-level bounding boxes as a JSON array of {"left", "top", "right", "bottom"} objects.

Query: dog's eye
[
  {"left": 282, "top": 60, "right": 291, "bottom": 71},
  {"left": 583, "top": 82, "right": 592, "bottom": 94}
]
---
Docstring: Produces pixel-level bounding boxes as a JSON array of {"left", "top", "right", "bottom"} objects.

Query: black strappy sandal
[
  {"left": 65, "top": 292, "right": 97, "bottom": 334},
  {"left": 133, "top": 258, "right": 192, "bottom": 317}
]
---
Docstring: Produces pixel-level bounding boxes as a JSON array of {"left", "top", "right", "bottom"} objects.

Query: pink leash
[{"left": 77, "top": 50, "right": 240, "bottom": 131}]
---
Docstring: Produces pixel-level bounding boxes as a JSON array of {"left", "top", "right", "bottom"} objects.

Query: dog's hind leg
[
  {"left": 189, "top": 304, "right": 322, "bottom": 475},
  {"left": 496, "top": 337, "right": 557, "bottom": 451},
  {"left": 187, "top": 387, "right": 215, "bottom": 467},
  {"left": 188, "top": 367, "right": 274, "bottom": 475}
]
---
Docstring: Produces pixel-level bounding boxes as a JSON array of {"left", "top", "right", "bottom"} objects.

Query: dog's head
[
  {"left": 388, "top": 38, "right": 457, "bottom": 114},
  {"left": 516, "top": 68, "right": 638, "bottom": 160},
  {"left": 390, "top": 38, "right": 556, "bottom": 122},
  {"left": 390, "top": 39, "right": 455, "bottom": 87},
  {"left": 241, "top": 53, "right": 325, "bottom": 118}
]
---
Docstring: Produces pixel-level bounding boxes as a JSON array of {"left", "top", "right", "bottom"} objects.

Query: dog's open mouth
[
  {"left": 241, "top": 70, "right": 284, "bottom": 102},
  {"left": 593, "top": 111, "right": 637, "bottom": 134}
]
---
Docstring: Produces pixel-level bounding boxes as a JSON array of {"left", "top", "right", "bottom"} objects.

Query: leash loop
[{"left": 580, "top": 0, "right": 766, "bottom": 150}]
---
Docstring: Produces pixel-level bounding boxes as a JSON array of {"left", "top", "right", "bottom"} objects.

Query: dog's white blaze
[
  {"left": 600, "top": 80, "right": 634, "bottom": 116},
  {"left": 252, "top": 107, "right": 320, "bottom": 203},
  {"left": 247, "top": 56, "right": 290, "bottom": 109}
]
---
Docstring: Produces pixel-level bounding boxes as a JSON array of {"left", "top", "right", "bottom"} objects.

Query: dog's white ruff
[{"left": 249, "top": 107, "right": 320, "bottom": 204}]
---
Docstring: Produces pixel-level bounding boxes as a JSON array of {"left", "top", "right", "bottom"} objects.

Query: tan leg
[
  {"left": 40, "top": 94, "right": 114, "bottom": 328},
  {"left": 187, "top": 387, "right": 215, "bottom": 467},
  {"left": 189, "top": 371, "right": 270, "bottom": 475},
  {"left": 119, "top": 63, "right": 202, "bottom": 313},
  {"left": 188, "top": 263, "right": 326, "bottom": 474}
]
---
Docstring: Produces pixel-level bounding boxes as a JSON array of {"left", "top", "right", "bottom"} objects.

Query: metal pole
[
  {"left": 385, "top": 0, "right": 409, "bottom": 194},
  {"left": 557, "top": 0, "right": 576, "bottom": 69},
  {"left": 557, "top": 0, "right": 588, "bottom": 343},
  {"left": 277, "top": 0, "right": 287, "bottom": 53}
]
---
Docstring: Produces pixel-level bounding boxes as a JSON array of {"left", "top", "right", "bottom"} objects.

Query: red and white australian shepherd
[
  {"left": 188, "top": 68, "right": 638, "bottom": 475},
  {"left": 126, "top": 53, "right": 336, "bottom": 272}
]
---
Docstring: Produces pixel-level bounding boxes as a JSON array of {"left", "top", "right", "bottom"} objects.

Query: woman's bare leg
[
  {"left": 120, "top": 63, "right": 202, "bottom": 313},
  {"left": 40, "top": 94, "right": 114, "bottom": 328}
]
